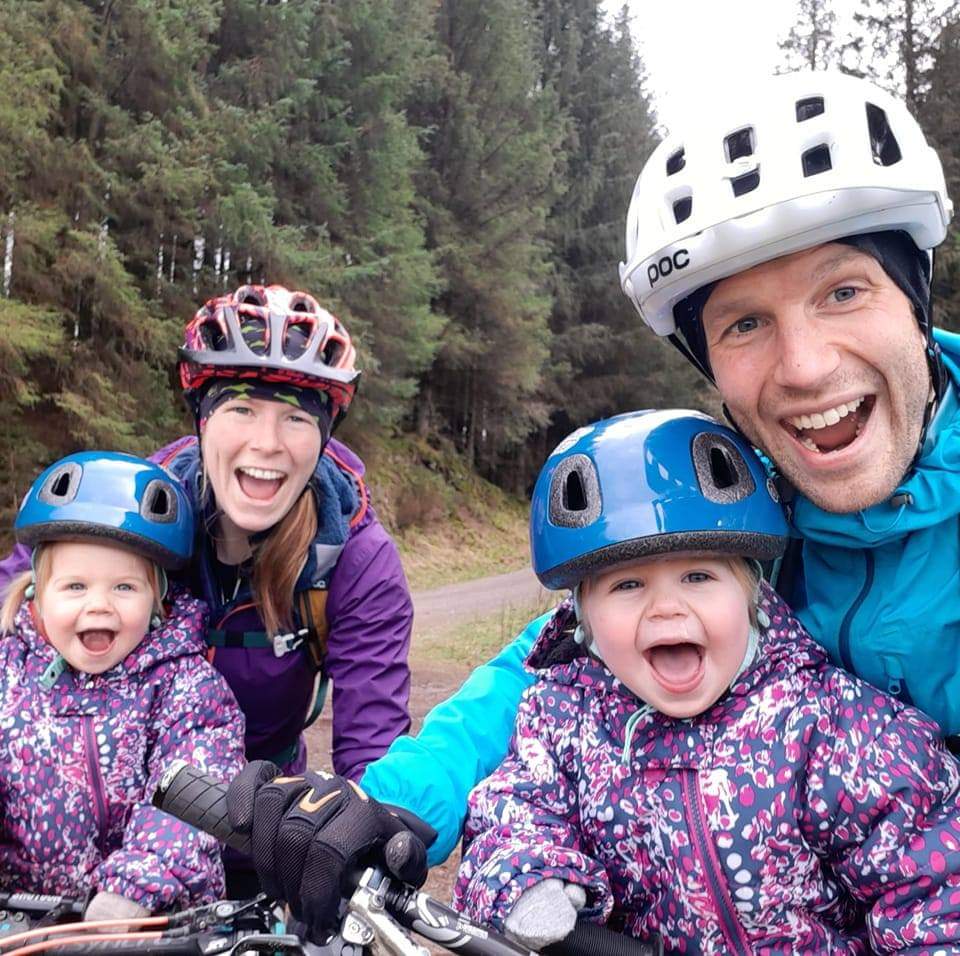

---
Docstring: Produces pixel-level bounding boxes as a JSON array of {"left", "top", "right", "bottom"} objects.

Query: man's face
[{"left": 701, "top": 243, "right": 930, "bottom": 513}]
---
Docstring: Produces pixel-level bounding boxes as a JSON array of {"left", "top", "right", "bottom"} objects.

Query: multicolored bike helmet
[
  {"left": 619, "top": 70, "right": 952, "bottom": 377},
  {"left": 530, "top": 410, "right": 788, "bottom": 591},
  {"left": 15, "top": 452, "right": 194, "bottom": 570},
  {"left": 179, "top": 284, "right": 360, "bottom": 431}
]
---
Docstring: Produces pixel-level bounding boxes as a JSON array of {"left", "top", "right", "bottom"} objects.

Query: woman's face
[{"left": 201, "top": 395, "right": 323, "bottom": 535}]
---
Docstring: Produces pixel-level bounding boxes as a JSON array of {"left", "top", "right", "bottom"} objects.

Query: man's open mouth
[
  {"left": 781, "top": 395, "right": 875, "bottom": 454},
  {"left": 236, "top": 466, "right": 287, "bottom": 501},
  {"left": 645, "top": 641, "right": 705, "bottom": 694},
  {"left": 79, "top": 630, "right": 116, "bottom": 655}
]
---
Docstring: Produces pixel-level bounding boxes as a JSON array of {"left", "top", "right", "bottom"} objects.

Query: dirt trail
[
  {"left": 303, "top": 566, "right": 546, "bottom": 936},
  {"left": 412, "top": 566, "right": 545, "bottom": 631}
]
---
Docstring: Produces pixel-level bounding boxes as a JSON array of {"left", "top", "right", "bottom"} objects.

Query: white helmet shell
[{"left": 619, "top": 70, "right": 953, "bottom": 336}]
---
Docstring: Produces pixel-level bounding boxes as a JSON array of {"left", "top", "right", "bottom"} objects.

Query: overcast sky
[{"left": 602, "top": 0, "right": 833, "bottom": 131}]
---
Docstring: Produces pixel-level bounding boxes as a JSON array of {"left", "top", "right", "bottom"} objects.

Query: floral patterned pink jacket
[
  {"left": 0, "top": 588, "right": 246, "bottom": 911},
  {"left": 456, "top": 585, "right": 960, "bottom": 954}
]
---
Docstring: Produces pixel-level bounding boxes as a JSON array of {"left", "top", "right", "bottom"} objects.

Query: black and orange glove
[{"left": 226, "top": 761, "right": 433, "bottom": 938}]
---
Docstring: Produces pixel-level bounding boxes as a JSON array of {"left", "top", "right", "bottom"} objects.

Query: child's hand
[
  {"left": 84, "top": 891, "right": 150, "bottom": 926},
  {"left": 504, "top": 878, "right": 587, "bottom": 950}
]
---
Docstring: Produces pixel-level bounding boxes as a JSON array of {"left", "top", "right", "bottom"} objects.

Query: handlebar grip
[
  {"left": 545, "top": 921, "right": 663, "bottom": 956},
  {"left": 152, "top": 760, "right": 252, "bottom": 856}
]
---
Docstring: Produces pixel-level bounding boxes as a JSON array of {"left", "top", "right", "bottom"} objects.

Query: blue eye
[
  {"left": 732, "top": 316, "right": 760, "bottom": 335},
  {"left": 684, "top": 571, "right": 712, "bottom": 584},
  {"left": 833, "top": 286, "right": 857, "bottom": 303},
  {"left": 66, "top": 582, "right": 85, "bottom": 592},
  {"left": 116, "top": 583, "right": 135, "bottom": 592},
  {"left": 613, "top": 579, "right": 641, "bottom": 592}
]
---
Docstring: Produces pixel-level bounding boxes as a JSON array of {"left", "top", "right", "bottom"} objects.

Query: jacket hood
[
  {"left": 528, "top": 582, "right": 826, "bottom": 718},
  {"left": 791, "top": 327, "right": 960, "bottom": 549},
  {"left": 12, "top": 585, "right": 208, "bottom": 682}
]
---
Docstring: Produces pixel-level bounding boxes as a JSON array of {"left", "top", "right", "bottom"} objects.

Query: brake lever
[{"left": 340, "top": 868, "right": 429, "bottom": 956}]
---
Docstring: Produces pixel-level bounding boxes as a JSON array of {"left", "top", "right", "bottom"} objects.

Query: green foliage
[{"left": 5, "top": 0, "right": 959, "bottom": 549}]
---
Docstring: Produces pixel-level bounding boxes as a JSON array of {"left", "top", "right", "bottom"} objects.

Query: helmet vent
[
  {"left": 141, "top": 479, "right": 178, "bottom": 524},
  {"left": 709, "top": 447, "right": 738, "bottom": 489},
  {"left": 866, "top": 103, "right": 902, "bottom": 166},
  {"left": 323, "top": 338, "right": 345, "bottom": 367},
  {"left": 724, "top": 127, "right": 755, "bottom": 162},
  {"left": 198, "top": 317, "right": 231, "bottom": 352},
  {"left": 666, "top": 148, "right": 686, "bottom": 176},
  {"left": 796, "top": 96, "right": 824, "bottom": 121},
  {"left": 240, "top": 315, "right": 270, "bottom": 355},
  {"left": 548, "top": 454, "right": 601, "bottom": 528},
  {"left": 39, "top": 462, "right": 81, "bottom": 505},
  {"left": 283, "top": 318, "right": 312, "bottom": 359},
  {"left": 692, "top": 432, "right": 756, "bottom": 504},
  {"left": 236, "top": 286, "right": 267, "bottom": 307},
  {"left": 731, "top": 169, "right": 760, "bottom": 197},
  {"left": 564, "top": 471, "right": 587, "bottom": 512},
  {"left": 673, "top": 196, "right": 693, "bottom": 224},
  {"left": 801, "top": 144, "right": 832, "bottom": 177}
]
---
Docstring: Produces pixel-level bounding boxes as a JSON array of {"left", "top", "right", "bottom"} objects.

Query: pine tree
[
  {"left": 779, "top": 0, "right": 842, "bottom": 71},
  {"left": 412, "top": 0, "right": 563, "bottom": 473}
]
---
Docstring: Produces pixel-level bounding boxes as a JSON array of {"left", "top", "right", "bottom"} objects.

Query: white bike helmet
[{"left": 619, "top": 70, "right": 953, "bottom": 346}]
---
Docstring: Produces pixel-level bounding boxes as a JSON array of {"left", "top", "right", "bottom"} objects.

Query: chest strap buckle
[{"left": 272, "top": 627, "right": 309, "bottom": 658}]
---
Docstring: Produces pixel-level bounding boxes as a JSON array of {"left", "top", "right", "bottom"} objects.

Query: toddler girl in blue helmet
[
  {"left": 0, "top": 453, "right": 245, "bottom": 923},
  {"left": 455, "top": 410, "right": 960, "bottom": 953}
]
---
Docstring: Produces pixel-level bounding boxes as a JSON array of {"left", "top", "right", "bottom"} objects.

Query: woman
[{"left": 0, "top": 283, "right": 414, "bottom": 894}]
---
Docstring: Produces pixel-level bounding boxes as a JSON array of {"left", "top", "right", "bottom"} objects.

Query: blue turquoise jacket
[
  {"left": 788, "top": 328, "right": 960, "bottom": 737},
  {"left": 363, "top": 328, "right": 960, "bottom": 864}
]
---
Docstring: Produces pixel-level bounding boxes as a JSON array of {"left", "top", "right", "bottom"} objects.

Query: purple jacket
[
  {"left": 456, "top": 586, "right": 960, "bottom": 954},
  {"left": 0, "top": 588, "right": 246, "bottom": 911},
  {"left": 1, "top": 438, "right": 412, "bottom": 780}
]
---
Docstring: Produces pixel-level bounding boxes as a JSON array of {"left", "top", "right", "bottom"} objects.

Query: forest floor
[{"left": 303, "top": 564, "right": 559, "bottom": 947}]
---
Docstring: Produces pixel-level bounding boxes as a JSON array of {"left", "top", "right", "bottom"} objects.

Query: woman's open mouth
[
  {"left": 78, "top": 629, "right": 117, "bottom": 655},
  {"left": 781, "top": 395, "right": 875, "bottom": 455},
  {"left": 236, "top": 466, "right": 287, "bottom": 501},
  {"left": 645, "top": 642, "right": 705, "bottom": 695}
]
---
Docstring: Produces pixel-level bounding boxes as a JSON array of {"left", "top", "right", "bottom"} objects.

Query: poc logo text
[{"left": 647, "top": 249, "right": 690, "bottom": 287}]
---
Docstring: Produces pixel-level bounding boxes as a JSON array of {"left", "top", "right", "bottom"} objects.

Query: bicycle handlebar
[{"left": 153, "top": 761, "right": 663, "bottom": 956}]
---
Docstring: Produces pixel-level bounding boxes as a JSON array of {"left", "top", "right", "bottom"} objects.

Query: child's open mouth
[
  {"left": 645, "top": 642, "right": 705, "bottom": 694},
  {"left": 781, "top": 395, "right": 875, "bottom": 455},
  {"left": 79, "top": 630, "right": 116, "bottom": 655},
  {"left": 236, "top": 466, "right": 287, "bottom": 501}
]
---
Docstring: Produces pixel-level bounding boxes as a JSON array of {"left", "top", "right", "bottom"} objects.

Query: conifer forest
[{"left": 2, "top": 0, "right": 959, "bottom": 529}]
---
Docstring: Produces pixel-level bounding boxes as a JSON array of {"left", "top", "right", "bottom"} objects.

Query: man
[{"left": 226, "top": 70, "right": 957, "bottom": 936}]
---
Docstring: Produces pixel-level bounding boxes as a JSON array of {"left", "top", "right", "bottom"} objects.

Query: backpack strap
[{"left": 296, "top": 587, "right": 330, "bottom": 670}]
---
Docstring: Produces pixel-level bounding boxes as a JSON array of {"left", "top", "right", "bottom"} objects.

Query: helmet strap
[
  {"left": 24, "top": 548, "right": 39, "bottom": 600},
  {"left": 667, "top": 332, "right": 714, "bottom": 383}
]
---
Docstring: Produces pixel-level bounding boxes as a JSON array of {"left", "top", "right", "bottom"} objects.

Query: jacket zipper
[
  {"left": 837, "top": 551, "right": 874, "bottom": 673},
  {"left": 83, "top": 717, "right": 110, "bottom": 856},
  {"left": 681, "top": 771, "right": 750, "bottom": 953}
]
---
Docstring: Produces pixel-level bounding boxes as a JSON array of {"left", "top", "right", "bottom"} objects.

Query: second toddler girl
[{"left": 456, "top": 410, "right": 960, "bottom": 953}]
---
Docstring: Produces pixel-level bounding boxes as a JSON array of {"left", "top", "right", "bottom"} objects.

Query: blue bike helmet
[
  {"left": 15, "top": 452, "right": 194, "bottom": 570},
  {"left": 530, "top": 410, "right": 789, "bottom": 590}
]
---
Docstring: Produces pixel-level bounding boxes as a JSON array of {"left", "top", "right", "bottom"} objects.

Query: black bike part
[
  {"left": 42, "top": 933, "right": 311, "bottom": 955},
  {"left": 0, "top": 891, "right": 86, "bottom": 917},
  {"left": 545, "top": 921, "right": 664, "bottom": 956},
  {"left": 387, "top": 885, "right": 532, "bottom": 956},
  {"left": 152, "top": 761, "right": 252, "bottom": 855},
  {"left": 43, "top": 941, "right": 203, "bottom": 955},
  {"left": 387, "top": 885, "right": 661, "bottom": 956}
]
